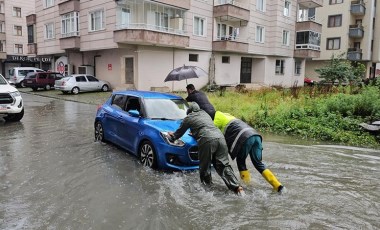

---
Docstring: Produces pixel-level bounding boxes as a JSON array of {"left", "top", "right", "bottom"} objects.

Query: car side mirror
[{"left": 129, "top": 110, "right": 140, "bottom": 117}]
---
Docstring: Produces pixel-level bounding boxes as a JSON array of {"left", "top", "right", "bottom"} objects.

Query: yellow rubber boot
[
  {"left": 239, "top": 170, "right": 251, "bottom": 185},
  {"left": 262, "top": 169, "right": 283, "bottom": 192}
]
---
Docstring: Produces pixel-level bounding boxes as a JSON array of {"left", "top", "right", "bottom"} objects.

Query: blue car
[{"left": 94, "top": 90, "right": 199, "bottom": 171}]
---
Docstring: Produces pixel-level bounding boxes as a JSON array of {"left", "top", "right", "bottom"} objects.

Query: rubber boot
[
  {"left": 262, "top": 169, "right": 283, "bottom": 192},
  {"left": 239, "top": 170, "right": 251, "bottom": 185}
]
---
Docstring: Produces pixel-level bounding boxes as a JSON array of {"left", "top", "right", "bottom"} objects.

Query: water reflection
[{"left": 0, "top": 94, "right": 379, "bottom": 229}]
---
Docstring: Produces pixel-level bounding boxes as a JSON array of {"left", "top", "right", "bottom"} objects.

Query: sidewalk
[{"left": 18, "top": 87, "right": 112, "bottom": 105}]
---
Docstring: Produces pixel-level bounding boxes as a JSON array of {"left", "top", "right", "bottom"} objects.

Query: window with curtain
[
  {"left": 194, "top": 16, "right": 205, "bottom": 36},
  {"left": 89, "top": 9, "right": 105, "bottom": 31}
]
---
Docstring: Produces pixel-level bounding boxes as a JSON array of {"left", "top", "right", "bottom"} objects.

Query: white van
[{"left": 9, "top": 67, "right": 45, "bottom": 88}]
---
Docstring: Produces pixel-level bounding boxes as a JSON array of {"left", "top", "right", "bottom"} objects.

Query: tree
[{"left": 315, "top": 53, "right": 364, "bottom": 85}]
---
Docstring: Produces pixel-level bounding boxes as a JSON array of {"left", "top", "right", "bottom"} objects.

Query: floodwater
[{"left": 0, "top": 94, "right": 379, "bottom": 230}]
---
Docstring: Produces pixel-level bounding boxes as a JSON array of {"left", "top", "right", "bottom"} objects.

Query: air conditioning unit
[{"left": 78, "top": 65, "right": 94, "bottom": 75}]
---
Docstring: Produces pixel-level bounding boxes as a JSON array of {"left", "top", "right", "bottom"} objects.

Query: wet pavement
[{"left": 0, "top": 93, "right": 379, "bottom": 229}]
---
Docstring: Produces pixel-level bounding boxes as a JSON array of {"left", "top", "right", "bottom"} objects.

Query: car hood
[
  {"left": 0, "top": 84, "right": 18, "bottom": 93},
  {"left": 143, "top": 119, "right": 195, "bottom": 143}
]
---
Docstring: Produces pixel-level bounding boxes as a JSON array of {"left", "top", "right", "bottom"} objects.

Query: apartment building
[
  {"left": 32, "top": 0, "right": 322, "bottom": 91},
  {"left": 306, "top": 0, "right": 380, "bottom": 80},
  {"left": 0, "top": 0, "right": 48, "bottom": 79}
]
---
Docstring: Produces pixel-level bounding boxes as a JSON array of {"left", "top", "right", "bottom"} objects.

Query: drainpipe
[{"left": 94, "top": 55, "right": 101, "bottom": 77}]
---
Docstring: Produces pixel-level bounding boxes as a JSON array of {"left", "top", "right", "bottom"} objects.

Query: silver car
[{"left": 54, "top": 74, "right": 110, "bottom": 94}]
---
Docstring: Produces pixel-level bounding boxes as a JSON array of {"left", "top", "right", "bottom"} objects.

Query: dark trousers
[
  {"left": 236, "top": 135, "right": 266, "bottom": 173},
  {"left": 198, "top": 138, "right": 240, "bottom": 192}
]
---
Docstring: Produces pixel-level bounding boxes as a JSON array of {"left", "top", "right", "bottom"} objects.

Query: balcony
[
  {"left": 347, "top": 47, "right": 362, "bottom": 60},
  {"left": 58, "top": 0, "right": 80, "bottom": 15},
  {"left": 60, "top": 36, "right": 80, "bottom": 50},
  {"left": 212, "top": 36, "right": 248, "bottom": 53},
  {"left": 114, "top": 25, "right": 189, "bottom": 48},
  {"left": 295, "top": 20, "right": 322, "bottom": 33},
  {"left": 213, "top": 1, "right": 250, "bottom": 23},
  {"left": 349, "top": 24, "right": 364, "bottom": 38},
  {"left": 26, "top": 14, "right": 36, "bottom": 26},
  {"left": 294, "top": 48, "right": 320, "bottom": 58},
  {"left": 27, "top": 43, "right": 37, "bottom": 54},
  {"left": 294, "top": 30, "right": 321, "bottom": 58},
  {"left": 297, "top": 0, "right": 323, "bottom": 8},
  {"left": 152, "top": 0, "right": 190, "bottom": 10},
  {"left": 351, "top": 1, "right": 365, "bottom": 15}
]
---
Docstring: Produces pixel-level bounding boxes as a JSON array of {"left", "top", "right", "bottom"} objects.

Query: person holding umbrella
[
  {"left": 168, "top": 102, "right": 244, "bottom": 195},
  {"left": 213, "top": 111, "right": 284, "bottom": 193},
  {"left": 186, "top": 84, "right": 216, "bottom": 120}
]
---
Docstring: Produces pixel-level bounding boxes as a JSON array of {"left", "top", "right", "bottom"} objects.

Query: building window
[
  {"left": 282, "top": 30, "right": 290, "bottom": 46},
  {"left": 295, "top": 60, "right": 301, "bottom": 75},
  {"left": 330, "top": 0, "right": 343, "bottom": 4},
  {"left": 284, "top": 1, "right": 291, "bottom": 16},
  {"left": 14, "top": 25, "right": 22, "bottom": 36},
  {"left": 256, "top": 26, "right": 265, "bottom": 43},
  {"left": 222, "top": 56, "right": 230, "bottom": 63},
  {"left": 0, "top": 2, "right": 4, "bottom": 13},
  {"left": 328, "top": 15, "right": 342, "bottom": 27},
  {"left": 327, "top": 37, "right": 341, "bottom": 50},
  {"left": 13, "top": 7, "right": 21, "bottom": 17},
  {"left": 45, "top": 23, "right": 55, "bottom": 39},
  {"left": 61, "top": 12, "right": 79, "bottom": 37},
  {"left": 256, "top": 0, "right": 265, "bottom": 12},
  {"left": 0, "top": 21, "right": 5, "bottom": 33},
  {"left": 14, "top": 44, "right": 23, "bottom": 54},
  {"left": 0, "top": 41, "right": 5, "bottom": 52},
  {"left": 189, "top": 54, "right": 198, "bottom": 62},
  {"left": 275, "top": 60, "right": 285, "bottom": 75},
  {"left": 44, "top": 0, "right": 54, "bottom": 8},
  {"left": 193, "top": 16, "right": 205, "bottom": 36},
  {"left": 27, "top": 25, "right": 34, "bottom": 43},
  {"left": 118, "top": 8, "right": 130, "bottom": 28},
  {"left": 89, "top": 9, "right": 105, "bottom": 32}
]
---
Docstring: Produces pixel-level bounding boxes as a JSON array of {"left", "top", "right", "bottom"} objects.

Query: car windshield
[
  {"left": 144, "top": 98, "right": 188, "bottom": 120},
  {"left": 0, "top": 75, "right": 7, "bottom": 84}
]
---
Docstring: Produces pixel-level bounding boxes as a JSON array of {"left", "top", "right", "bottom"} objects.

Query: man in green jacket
[
  {"left": 169, "top": 102, "right": 244, "bottom": 195},
  {"left": 214, "top": 111, "right": 284, "bottom": 193}
]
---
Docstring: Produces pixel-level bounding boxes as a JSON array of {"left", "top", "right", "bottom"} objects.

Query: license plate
[{"left": 0, "top": 105, "right": 7, "bottom": 110}]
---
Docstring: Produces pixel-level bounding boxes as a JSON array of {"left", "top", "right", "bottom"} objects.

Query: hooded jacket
[
  {"left": 214, "top": 111, "right": 261, "bottom": 159},
  {"left": 186, "top": 90, "right": 216, "bottom": 119},
  {"left": 173, "top": 102, "right": 223, "bottom": 146}
]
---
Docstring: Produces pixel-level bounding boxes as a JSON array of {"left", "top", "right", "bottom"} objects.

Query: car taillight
[{"left": 13, "top": 76, "right": 17, "bottom": 81}]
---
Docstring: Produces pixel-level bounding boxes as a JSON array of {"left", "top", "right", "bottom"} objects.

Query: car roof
[{"left": 113, "top": 90, "right": 183, "bottom": 100}]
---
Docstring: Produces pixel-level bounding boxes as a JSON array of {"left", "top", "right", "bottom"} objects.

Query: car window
[
  {"left": 55, "top": 73, "right": 64, "bottom": 80},
  {"left": 111, "top": 95, "right": 127, "bottom": 110},
  {"left": 0, "top": 75, "right": 7, "bottom": 84},
  {"left": 86, "top": 76, "right": 98, "bottom": 82},
  {"left": 125, "top": 97, "right": 141, "bottom": 112},
  {"left": 75, "top": 76, "right": 87, "bottom": 82},
  {"left": 19, "top": 70, "right": 34, "bottom": 76},
  {"left": 36, "top": 70, "right": 45, "bottom": 73},
  {"left": 38, "top": 73, "right": 48, "bottom": 79},
  {"left": 47, "top": 73, "right": 55, "bottom": 80},
  {"left": 26, "top": 73, "right": 37, "bottom": 79},
  {"left": 144, "top": 98, "right": 188, "bottom": 120}
]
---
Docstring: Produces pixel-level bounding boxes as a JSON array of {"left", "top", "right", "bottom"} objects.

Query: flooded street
[{"left": 0, "top": 93, "right": 379, "bottom": 229}]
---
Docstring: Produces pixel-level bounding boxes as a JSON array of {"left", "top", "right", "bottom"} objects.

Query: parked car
[
  {"left": 54, "top": 74, "right": 110, "bottom": 94},
  {"left": 8, "top": 67, "right": 45, "bottom": 88},
  {"left": 304, "top": 77, "right": 316, "bottom": 86},
  {"left": 94, "top": 90, "right": 199, "bottom": 171},
  {"left": 24, "top": 72, "right": 64, "bottom": 91},
  {"left": 0, "top": 74, "right": 24, "bottom": 122}
]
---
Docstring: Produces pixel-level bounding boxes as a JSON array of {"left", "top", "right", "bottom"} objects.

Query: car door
[
  {"left": 117, "top": 96, "right": 143, "bottom": 153},
  {"left": 86, "top": 75, "right": 100, "bottom": 91},
  {"left": 75, "top": 75, "right": 88, "bottom": 91},
  {"left": 103, "top": 94, "right": 128, "bottom": 146}
]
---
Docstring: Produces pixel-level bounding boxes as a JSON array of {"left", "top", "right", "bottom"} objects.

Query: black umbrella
[{"left": 164, "top": 65, "right": 208, "bottom": 84}]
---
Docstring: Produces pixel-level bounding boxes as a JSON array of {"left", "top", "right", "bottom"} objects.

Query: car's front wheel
[
  {"left": 94, "top": 121, "right": 105, "bottom": 142},
  {"left": 101, "top": 84, "right": 109, "bottom": 92},
  {"left": 4, "top": 108, "right": 24, "bottom": 122},
  {"left": 139, "top": 141, "right": 157, "bottom": 169},
  {"left": 45, "top": 84, "right": 51, "bottom": 90},
  {"left": 71, "top": 87, "right": 79, "bottom": 94}
]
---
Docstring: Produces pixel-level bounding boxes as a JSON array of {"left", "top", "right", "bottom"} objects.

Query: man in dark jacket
[
  {"left": 169, "top": 102, "right": 243, "bottom": 195},
  {"left": 186, "top": 84, "right": 216, "bottom": 119}
]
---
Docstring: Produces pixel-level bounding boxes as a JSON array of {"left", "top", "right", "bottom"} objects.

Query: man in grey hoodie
[{"left": 169, "top": 102, "right": 243, "bottom": 195}]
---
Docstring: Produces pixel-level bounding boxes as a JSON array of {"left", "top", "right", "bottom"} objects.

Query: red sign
[
  {"left": 57, "top": 61, "right": 65, "bottom": 74},
  {"left": 108, "top": 64, "right": 112, "bottom": 71}
]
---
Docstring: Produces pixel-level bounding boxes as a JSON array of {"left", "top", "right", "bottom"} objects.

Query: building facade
[
  {"left": 32, "top": 0, "right": 322, "bottom": 91},
  {"left": 0, "top": 0, "right": 51, "bottom": 79},
  {"left": 306, "top": 0, "right": 380, "bottom": 80}
]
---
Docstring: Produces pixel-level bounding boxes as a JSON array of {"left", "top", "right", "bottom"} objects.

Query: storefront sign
[
  {"left": 108, "top": 64, "right": 112, "bottom": 71},
  {"left": 6, "top": 55, "right": 52, "bottom": 63}
]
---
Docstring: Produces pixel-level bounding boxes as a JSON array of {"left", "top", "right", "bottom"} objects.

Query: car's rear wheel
[
  {"left": 4, "top": 108, "right": 24, "bottom": 122},
  {"left": 139, "top": 141, "right": 157, "bottom": 169},
  {"left": 45, "top": 84, "right": 51, "bottom": 90},
  {"left": 94, "top": 121, "right": 105, "bottom": 142},
  {"left": 101, "top": 84, "right": 109, "bottom": 92},
  {"left": 71, "top": 87, "right": 79, "bottom": 94},
  {"left": 20, "top": 81, "right": 26, "bottom": 88}
]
